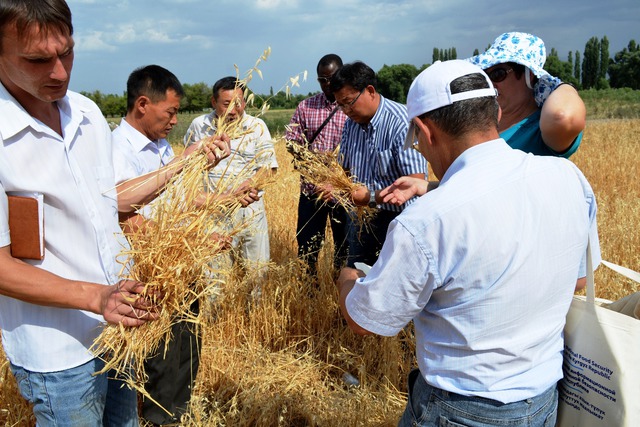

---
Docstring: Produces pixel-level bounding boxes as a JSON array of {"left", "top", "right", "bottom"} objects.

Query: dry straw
[{"left": 285, "top": 136, "right": 376, "bottom": 226}]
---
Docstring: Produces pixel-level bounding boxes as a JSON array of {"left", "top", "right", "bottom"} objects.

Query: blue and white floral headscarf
[{"left": 467, "top": 32, "right": 562, "bottom": 107}]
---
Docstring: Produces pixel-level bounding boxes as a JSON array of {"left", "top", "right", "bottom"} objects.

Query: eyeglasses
[
  {"left": 409, "top": 124, "right": 420, "bottom": 151},
  {"left": 487, "top": 67, "right": 513, "bottom": 83},
  {"left": 317, "top": 75, "right": 333, "bottom": 84},
  {"left": 337, "top": 89, "right": 365, "bottom": 111}
]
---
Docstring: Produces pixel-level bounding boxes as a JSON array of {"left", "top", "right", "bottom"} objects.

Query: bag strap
[
  {"left": 601, "top": 260, "right": 640, "bottom": 283},
  {"left": 587, "top": 239, "right": 640, "bottom": 306},
  {"left": 308, "top": 106, "right": 339, "bottom": 146},
  {"left": 587, "top": 238, "right": 595, "bottom": 305}
]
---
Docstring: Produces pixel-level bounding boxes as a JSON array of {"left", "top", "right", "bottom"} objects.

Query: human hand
[
  {"left": 100, "top": 280, "right": 159, "bottom": 326},
  {"left": 210, "top": 232, "right": 232, "bottom": 250},
  {"left": 315, "top": 183, "right": 336, "bottom": 203},
  {"left": 379, "top": 176, "right": 428, "bottom": 206},
  {"left": 350, "top": 185, "right": 369, "bottom": 206},
  {"left": 185, "top": 134, "right": 231, "bottom": 166},
  {"left": 234, "top": 180, "right": 260, "bottom": 207}
]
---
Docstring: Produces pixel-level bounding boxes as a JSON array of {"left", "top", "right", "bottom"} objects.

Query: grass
[{"left": 1, "top": 115, "right": 639, "bottom": 426}]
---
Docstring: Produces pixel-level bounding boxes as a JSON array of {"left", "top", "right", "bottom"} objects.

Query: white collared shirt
[
  {"left": 184, "top": 112, "right": 278, "bottom": 194},
  {"left": 112, "top": 118, "right": 174, "bottom": 183},
  {"left": 0, "top": 84, "right": 125, "bottom": 372}
]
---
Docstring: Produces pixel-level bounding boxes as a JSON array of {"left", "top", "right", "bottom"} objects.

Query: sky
[{"left": 67, "top": 0, "right": 639, "bottom": 97}]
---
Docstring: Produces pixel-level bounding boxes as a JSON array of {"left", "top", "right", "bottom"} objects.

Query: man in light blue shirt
[{"left": 336, "top": 60, "right": 599, "bottom": 426}]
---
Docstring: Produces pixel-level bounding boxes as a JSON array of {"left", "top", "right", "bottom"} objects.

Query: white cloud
[
  {"left": 75, "top": 31, "right": 117, "bottom": 52},
  {"left": 255, "top": 0, "right": 298, "bottom": 10}
]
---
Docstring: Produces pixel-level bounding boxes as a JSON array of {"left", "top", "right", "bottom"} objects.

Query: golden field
[{"left": 1, "top": 118, "right": 638, "bottom": 426}]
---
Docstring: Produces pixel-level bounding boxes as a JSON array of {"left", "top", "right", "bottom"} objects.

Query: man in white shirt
[
  {"left": 0, "top": 1, "right": 158, "bottom": 425},
  {"left": 336, "top": 60, "right": 600, "bottom": 426},
  {"left": 184, "top": 76, "right": 278, "bottom": 283},
  {"left": 112, "top": 64, "right": 230, "bottom": 426}
]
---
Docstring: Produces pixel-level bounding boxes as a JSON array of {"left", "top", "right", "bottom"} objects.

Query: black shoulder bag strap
[{"left": 307, "top": 106, "right": 339, "bottom": 146}]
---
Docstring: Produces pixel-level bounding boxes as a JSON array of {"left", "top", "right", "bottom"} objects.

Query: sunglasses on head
[{"left": 487, "top": 67, "right": 513, "bottom": 83}]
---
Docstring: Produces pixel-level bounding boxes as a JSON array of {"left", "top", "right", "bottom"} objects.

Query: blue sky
[{"left": 67, "top": 0, "right": 639, "bottom": 97}]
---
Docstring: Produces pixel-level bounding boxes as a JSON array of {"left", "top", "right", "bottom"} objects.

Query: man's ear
[
  {"left": 135, "top": 95, "right": 150, "bottom": 114},
  {"left": 210, "top": 95, "right": 217, "bottom": 109}
]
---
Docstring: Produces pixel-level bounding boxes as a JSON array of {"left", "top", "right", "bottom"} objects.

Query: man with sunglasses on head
[
  {"left": 328, "top": 61, "right": 427, "bottom": 269},
  {"left": 286, "top": 54, "right": 349, "bottom": 279},
  {"left": 380, "top": 32, "right": 586, "bottom": 206}
]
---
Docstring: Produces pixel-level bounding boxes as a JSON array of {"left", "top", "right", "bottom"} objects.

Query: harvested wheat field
[{"left": 1, "top": 118, "right": 638, "bottom": 426}]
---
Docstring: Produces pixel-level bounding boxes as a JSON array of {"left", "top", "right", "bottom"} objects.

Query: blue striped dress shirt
[{"left": 339, "top": 96, "right": 427, "bottom": 212}]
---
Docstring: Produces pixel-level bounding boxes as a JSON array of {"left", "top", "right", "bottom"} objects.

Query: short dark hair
[
  {"left": 422, "top": 73, "right": 499, "bottom": 137},
  {"left": 212, "top": 76, "right": 243, "bottom": 100},
  {"left": 317, "top": 54, "right": 342, "bottom": 73},
  {"left": 126, "top": 65, "right": 184, "bottom": 112},
  {"left": 0, "top": 0, "right": 73, "bottom": 54},
  {"left": 330, "top": 61, "right": 377, "bottom": 93}
]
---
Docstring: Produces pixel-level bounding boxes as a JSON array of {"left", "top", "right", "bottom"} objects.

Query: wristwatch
[{"left": 368, "top": 189, "right": 377, "bottom": 208}]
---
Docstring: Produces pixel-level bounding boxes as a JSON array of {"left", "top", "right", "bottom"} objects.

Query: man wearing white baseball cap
[{"left": 336, "top": 60, "right": 599, "bottom": 426}]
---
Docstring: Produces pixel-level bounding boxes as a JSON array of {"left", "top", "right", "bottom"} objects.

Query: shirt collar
[
  {"left": 440, "top": 138, "right": 507, "bottom": 185},
  {"left": 0, "top": 82, "right": 88, "bottom": 145},
  {"left": 119, "top": 117, "right": 170, "bottom": 157}
]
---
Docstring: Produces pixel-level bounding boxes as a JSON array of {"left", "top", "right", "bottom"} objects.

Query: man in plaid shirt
[{"left": 285, "top": 54, "right": 349, "bottom": 279}]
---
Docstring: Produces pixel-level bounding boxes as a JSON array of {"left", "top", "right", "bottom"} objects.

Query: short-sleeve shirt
[
  {"left": 0, "top": 84, "right": 125, "bottom": 372},
  {"left": 501, "top": 109, "right": 582, "bottom": 158},
  {"left": 183, "top": 112, "right": 278, "bottom": 193}
]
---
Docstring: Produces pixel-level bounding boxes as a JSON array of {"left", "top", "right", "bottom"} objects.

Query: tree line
[{"left": 83, "top": 35, "right": 639, "bottom": 116}]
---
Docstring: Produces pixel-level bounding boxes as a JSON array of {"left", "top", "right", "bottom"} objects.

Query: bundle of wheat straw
[{"left": 285, "top": 135, "right": 376, "bottom": 225}]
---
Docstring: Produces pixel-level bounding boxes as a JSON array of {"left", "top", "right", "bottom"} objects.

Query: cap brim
[{"left": 404, "top": 121, "right": 417, "bottom": 150}]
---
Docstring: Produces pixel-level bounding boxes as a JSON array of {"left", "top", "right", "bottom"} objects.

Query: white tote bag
[{"left": 557, "top": 244, "right": 640, "bottom": 426}]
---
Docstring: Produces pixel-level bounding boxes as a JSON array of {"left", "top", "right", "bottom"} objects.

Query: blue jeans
[
  {"left": 10, "top": 358, "right": 138, "bottom": 427},
  {"left": 398, "top": 369, "right": 558, "bottom": 427}
]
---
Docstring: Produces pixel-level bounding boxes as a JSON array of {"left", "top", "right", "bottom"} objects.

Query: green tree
[
  {"left": 182, "top": 82, "right": 211, "bottom": 113},
  {"left": 432, "top": 47, "right": 439, "bottom": 63},
  {"left": 582, "top": 36, "right": 600, "bottom": 89},
  {"left": 473, "top": 48, "right": 479, "bottom": 56},
  {"left": 608, "top": 40, "right": 640, "bottom": 90},
  {"left": 599, "top": 35, "right": 610, "bottom": 81},
  {"left": 574, "top": 51, "right": 581, "bottom": 86},
  {"left": 376, "top": 63, "right": 420, "bottom": 103}
]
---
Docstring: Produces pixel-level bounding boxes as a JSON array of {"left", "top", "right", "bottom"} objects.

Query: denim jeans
[
  {"left": 10, "top": 357, "right": 138, "bottom": 427},
  {"left": 398, "top": 369, "right": 558, "bottom": 427}
]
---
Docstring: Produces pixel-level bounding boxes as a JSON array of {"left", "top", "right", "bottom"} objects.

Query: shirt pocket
[{"left": 94, "top": 166, "right": 118, "bottom": 206}]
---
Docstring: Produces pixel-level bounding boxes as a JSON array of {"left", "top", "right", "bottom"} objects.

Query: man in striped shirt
[
  {"left": 330, "top": 61, "right": 427, "bottom": 268},
  {"left": 286, "top": 54, "right": 349, "bottom": 278}
]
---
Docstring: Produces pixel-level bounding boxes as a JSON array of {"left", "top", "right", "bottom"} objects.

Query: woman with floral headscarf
[{"left": 468, "top": 32, "right": 586, "bottom": 158}]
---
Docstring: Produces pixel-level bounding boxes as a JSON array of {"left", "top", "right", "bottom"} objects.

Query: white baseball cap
[{"left": 404, "top": 60, "right": 497, "bottom": 149}]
